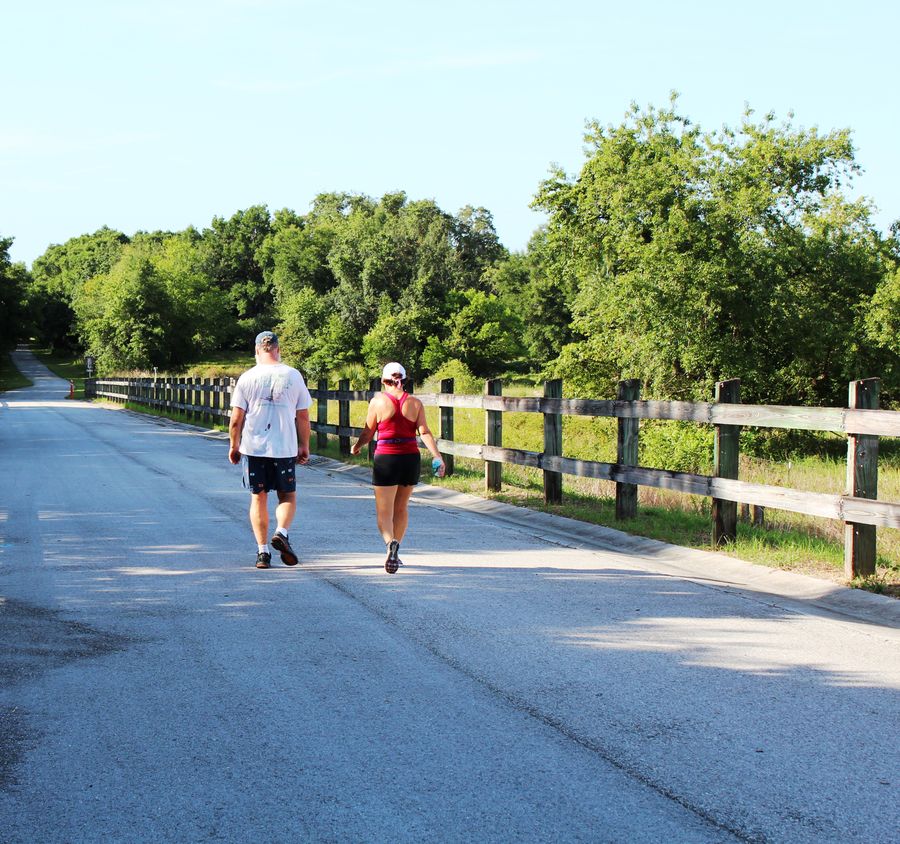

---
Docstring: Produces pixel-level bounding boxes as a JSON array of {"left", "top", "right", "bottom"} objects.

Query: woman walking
[{"left": 351, "top": 362, "right": 445, "bottom": 573}]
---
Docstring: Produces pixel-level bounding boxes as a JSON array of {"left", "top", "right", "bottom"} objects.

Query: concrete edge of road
[{"left": 130, "top": 409, "right": 900, "bottom": 631}]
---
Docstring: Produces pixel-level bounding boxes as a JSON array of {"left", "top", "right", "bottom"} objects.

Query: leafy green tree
[
  {"left": 74, "top": 235, "right": 230, "bottom": 372},
  {"left": 361, "top": 303, "right": 434, "bottom": 376},
  {"left": 29, "top": 227, "right": 129, "bottom": 350},
  {"left": 442, "top": 289, "right": 525, "bottom": 377},
  {"left": 0, "top": 236, "right": 29, "bottom": 348},
  {"left": 485, "top": 229, "right": 576, "bottom": 367},
  {"left": 202, "top": 205, "right": 273, "bottom": 340},
  {"left": 534, "top": 97, "right": 895, "bottom": 404},
  {"left": 74, "top": 248, "right": 175, "bottom": 371},
  {"left": 153, "top": 231, "right": 231, "bottom": 359},
  {"left": 267, "top": 191, "right": 510, "bottom": 379},
  {"left": 276, "top": 286, "right": 329, "bottom": 370},
  {"left": 865, "top": 257, "right": 900, "bottom": 395},
  {"left": 257, "top": 208, "right": 338, "bottom": 300}
]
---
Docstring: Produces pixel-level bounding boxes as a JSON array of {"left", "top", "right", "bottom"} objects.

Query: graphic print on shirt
[{"left": 261, "top": 372, "right": 290, "bottom": 405}]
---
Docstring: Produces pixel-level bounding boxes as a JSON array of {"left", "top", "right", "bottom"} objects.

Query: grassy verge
[
  {"left": 410, "top": 456, "right": 899, "bottom": 595},
  {"left": 0, "top": 351, "right": 32, "bottom": 392}
]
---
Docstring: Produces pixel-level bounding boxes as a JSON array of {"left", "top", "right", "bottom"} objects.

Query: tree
[
  {"left": 29, "top": 227, "right": 129, "bottom": 350},
  {"left": 74, "top": 236, "right": 230, "bottom": 372},
  {"left": 267, "top": 191, "right": 513, "bottom": 379},
  {"left": 257, "top": 208, "right": 338, "bottom": 301},
  {"left": 74, "top": 247, "right": 175, "bottom": 372},
  {"left": 442, "top": 289, "right": 524, "bottom": 377},
  {"left": 485, "top": 229, "right": 576, "bottom": 367},
  {"left": 202, "top": 205, "right": 273, "bottom": 340},
  {"left": 153, "top": 232, "right": 231, "bottom": 359},
  {"left": 534, "top": 97, "right": 895, "bottom": 403},
  {"left": 361, "top": 303, "right": 434, "bottom": 376},
  {"left": 0, "top": 236, "right": 29, "bottom": 348}
]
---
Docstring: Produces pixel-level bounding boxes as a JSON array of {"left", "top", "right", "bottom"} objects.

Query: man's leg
[
  {"left": 249, "top": 491, "right": 269, "bottom": 544},
  {"left": 275, "top": 491, "right": 297, "bottom": 532},
  {"left": 271, "top": 490, "right": 300, "bottom": 565}
]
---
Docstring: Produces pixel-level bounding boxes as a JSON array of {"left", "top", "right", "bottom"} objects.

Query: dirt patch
[
  {"left": 0, "top": 598, "right": 135, "bottom": 791},
  {"left": 0, "top": 598, "right": 132, "bottom": 687}
]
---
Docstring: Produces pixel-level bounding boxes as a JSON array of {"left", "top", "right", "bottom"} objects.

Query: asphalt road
[{"left": 1, "top": 347, "right": 898, "bottom": 843}]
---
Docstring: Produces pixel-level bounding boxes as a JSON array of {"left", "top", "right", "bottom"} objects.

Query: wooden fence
[{"left": 85, "top": 375, "right": 900, "bottom": 579}]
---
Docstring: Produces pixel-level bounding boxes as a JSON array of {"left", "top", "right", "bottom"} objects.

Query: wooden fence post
[
  {"left": 845, "top": 378, "right": 880, "bottom": 579},
  {"left": 615, "top": 379, "right": 641, "bottom": 519},
  {"left": 543, "top": 378, "right": 563, "bottom": 504},
  {"left": 193, "top": 377, "right": 200, "bottom": 422},
  {"left": 202, "top": 377, "right": 211, "bottom": 425},
  {"left": 316, "top": 379, "right": 328, "bottom": 451},
  {"left": 212, "top": 377, "right": 221, "bottom": 421},
  {"left": 338, "top": 378, "right": 351, "bottom": 456},
  {"left": 485, "top": 378, "right": 502, "bottom": 492},
  {"left": 223, "top": 377, "right": 233, "bottom": 419},
  {"left": 713, "top": 378, "right": 741, "bottom": 546},
  {"left": 440, "top": 378, "right": 455, "bottom": 477}
]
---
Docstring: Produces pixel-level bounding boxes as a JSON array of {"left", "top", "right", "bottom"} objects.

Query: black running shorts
[
  {"left": 372, "top": 452, "right": 421, "bottom": 487},
  {"left": 245, "top": 455, "right": 297, "bottom": 494}
]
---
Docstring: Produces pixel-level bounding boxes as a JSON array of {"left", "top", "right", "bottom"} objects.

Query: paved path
[{"left": 1, "top": 347, "right": 899, "bottom": 843}]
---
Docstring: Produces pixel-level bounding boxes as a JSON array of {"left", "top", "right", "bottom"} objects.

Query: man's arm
[
  {"left": 229, "top": 407, "right": 246, "bottom": 464},
  {"left": 295, "top": 408, "right": 310, "bottom": 464}
]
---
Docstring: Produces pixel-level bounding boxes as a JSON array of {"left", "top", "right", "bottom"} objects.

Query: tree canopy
[
  {"left": 534, "top": 98, "right": 899, "bottom": 404},
  {"left": 0, "top": 236, "right": 30, "bottom": 349},
  {"left": 9, "top": 97, "right": 899, "bottom": 405}
]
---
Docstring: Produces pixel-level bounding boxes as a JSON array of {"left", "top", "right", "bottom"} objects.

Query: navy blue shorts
[
  {"left": 244, "top": 456, "right": 296, "bottom": 494},
  {"left": 372, "top": 452, "right": 421, "bottom": 487}
]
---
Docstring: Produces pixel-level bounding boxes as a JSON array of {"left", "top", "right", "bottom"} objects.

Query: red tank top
[{"left": 375, "top": 393, "right": 420, "bottom": 454}]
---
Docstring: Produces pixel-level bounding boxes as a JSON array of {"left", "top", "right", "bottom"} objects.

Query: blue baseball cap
[{"left": 255, "top": 331, "right": 278, "bottom": 347}]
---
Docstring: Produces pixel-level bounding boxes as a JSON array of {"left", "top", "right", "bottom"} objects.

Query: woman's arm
[
  {"left": 350, "top": 398, "right": 380, "bottom": 455},
  {"left": 414, "top": 401, "right": 445, "bottom": 476}
]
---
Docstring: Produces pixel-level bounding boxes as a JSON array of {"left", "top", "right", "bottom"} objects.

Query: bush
[
  {"left": 639, "top": 420, "right": 714, "bottom": 474},
  {"left": 423, "top": 359, "right": 481, "bottom": 393}
]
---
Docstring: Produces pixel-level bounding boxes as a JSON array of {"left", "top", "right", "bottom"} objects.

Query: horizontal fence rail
[{"left": 85, "top": 374, "right": 900, "bottom": 578}]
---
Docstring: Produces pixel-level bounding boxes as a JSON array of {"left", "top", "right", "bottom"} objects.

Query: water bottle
[{"left": 432, "top": 457, "right": 444, "bottom": 477}]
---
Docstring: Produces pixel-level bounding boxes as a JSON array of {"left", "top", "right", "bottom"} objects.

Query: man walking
[{"left": 228, "top": 331, "right": 312, "bottom": 568}]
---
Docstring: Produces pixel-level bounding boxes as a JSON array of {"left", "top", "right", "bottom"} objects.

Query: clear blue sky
[{"left": 3, "top": 0, "right": 897, "bottom": 267}]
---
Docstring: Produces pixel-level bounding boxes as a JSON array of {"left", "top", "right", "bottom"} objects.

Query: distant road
[{"left": 1, "top": 346, "right": 898, "bottom": 843}]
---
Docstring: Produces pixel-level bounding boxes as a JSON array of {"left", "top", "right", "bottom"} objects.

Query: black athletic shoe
[
  {"left": 385, "top": 540, "right": 400, "bottom": 574},
  {"left": 255, "top": 551, "right": 272, "bottom": 569},
  {"left": 271, "top": 532, "right": 299, "bottom": 566}
]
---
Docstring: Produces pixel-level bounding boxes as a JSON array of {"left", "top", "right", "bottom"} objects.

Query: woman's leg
[
  {"left": 392, "top": 484, "right": 415, "bottom": 543},
  {"left": 374, "top": 485, "right": 399, "bottom": 544}
]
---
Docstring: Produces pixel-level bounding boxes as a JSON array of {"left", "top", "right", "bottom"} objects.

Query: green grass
[
  {"left": 180, "top": 351, "right": 251, "bottom": 379},
  {"left": 0, "top": 351, "right": 32, "bottom": 392}
]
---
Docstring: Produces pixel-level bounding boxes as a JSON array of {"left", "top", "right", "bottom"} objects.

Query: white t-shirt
[{"left": 231, "top": 363, "right": 312, "bottom": 458}]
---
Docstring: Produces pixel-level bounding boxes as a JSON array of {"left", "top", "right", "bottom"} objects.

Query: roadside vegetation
[{"left": 0, "top": 351, "right": 31, "bottom": 392}]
